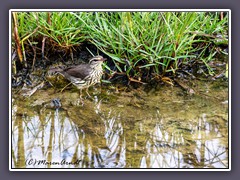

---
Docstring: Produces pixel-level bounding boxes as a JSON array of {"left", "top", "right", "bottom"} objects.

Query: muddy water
[{"left": 11, "top": 80, "right": 228, "bottom": 169}]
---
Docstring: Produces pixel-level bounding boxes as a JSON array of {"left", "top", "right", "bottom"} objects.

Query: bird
[{"left": 57, "top": 55, "right": 106, "bottom": 101}]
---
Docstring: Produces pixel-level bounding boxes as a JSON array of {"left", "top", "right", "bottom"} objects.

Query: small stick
[
  {"left": 128, "top": 77, "right": 147, "bottom": 84},
  {"left": 42, "top": 36, "right": 47, "bottom": 60},
  {"left": 220, "top": 12, "right": 224, "bottom": 21},
  {"left": 12, "top": 12, "right": 24, "bottom": 66},
  {"left": 60, "top": 82, "right": 72, "bottom": 92},
  {"left": 27, "top": 39, "right": 36, "bottom": 71},
  {"left": 70, "top": 48, "right": 74, "bottom": 63}
]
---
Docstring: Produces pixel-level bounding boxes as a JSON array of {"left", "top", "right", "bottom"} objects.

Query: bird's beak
[{"left": 101, "top": 58, "right": 107, "bottom": 61}]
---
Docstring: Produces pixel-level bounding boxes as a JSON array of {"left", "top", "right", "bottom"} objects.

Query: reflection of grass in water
[{"left": 11, "top": 80, "right": 228, "bottom": 168}]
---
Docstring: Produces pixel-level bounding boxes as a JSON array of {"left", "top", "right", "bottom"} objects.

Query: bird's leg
[
  {"left": 99, "top": 81, "right": 102, "bottom": 93},
  {"left": 79, "top": 89, "right": 84, "bottom": 105},
  {"left": 79, "top": 89, "right": 82, "bottom": 99},
  {"left": 85, "top": 88, "right": 92, "bottom": 99}
]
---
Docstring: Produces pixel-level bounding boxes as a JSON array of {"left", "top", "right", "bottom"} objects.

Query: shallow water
[{"left": 11, "top": 80, "right": 228, "bottom": 169}]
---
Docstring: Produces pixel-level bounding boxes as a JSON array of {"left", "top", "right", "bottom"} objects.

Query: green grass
[{"left": 12, "top": 11, "right": 228, "bottom": 82}]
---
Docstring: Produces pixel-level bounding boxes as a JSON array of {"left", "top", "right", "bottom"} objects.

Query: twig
[
  {"left": 12, "top": 12, "right": 24, "bottom": 66},
  {"left": 128, "top": 77, "right": 147, "bottom": 84},
  {"left": 20, "top": 26, "right": 40, "bottom": 68},
  {"left": 27, "top": 39, "right": 37, "bottom": 71},
  {"left": 70, "top": 47, "right": 74, "bottom": 62},
  {"left": 220, "top": 12, "right": 224, "bottom": 21},
  {"left": 60, "top": 82, "right": 72, "bottom": 92},
  {"left": 42, "top": 36, "right": 47, "bottom": 60}
]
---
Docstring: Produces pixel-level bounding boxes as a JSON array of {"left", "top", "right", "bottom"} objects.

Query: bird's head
[{"left": 89, "top": 56, "right": 106, "bottom": 68}]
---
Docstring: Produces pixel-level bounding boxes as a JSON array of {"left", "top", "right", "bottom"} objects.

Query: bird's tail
[{"left": 47, "top": 66, "right": 65, "bottom": 76}]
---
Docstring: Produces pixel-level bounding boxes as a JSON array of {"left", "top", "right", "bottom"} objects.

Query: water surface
[{"left": 11, "top": 80, "right": 228, "bottom": 169}]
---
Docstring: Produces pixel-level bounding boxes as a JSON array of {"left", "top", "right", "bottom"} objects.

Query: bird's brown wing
[{"left": 63, "top": 64, "right": 92, "bottom": 80}]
